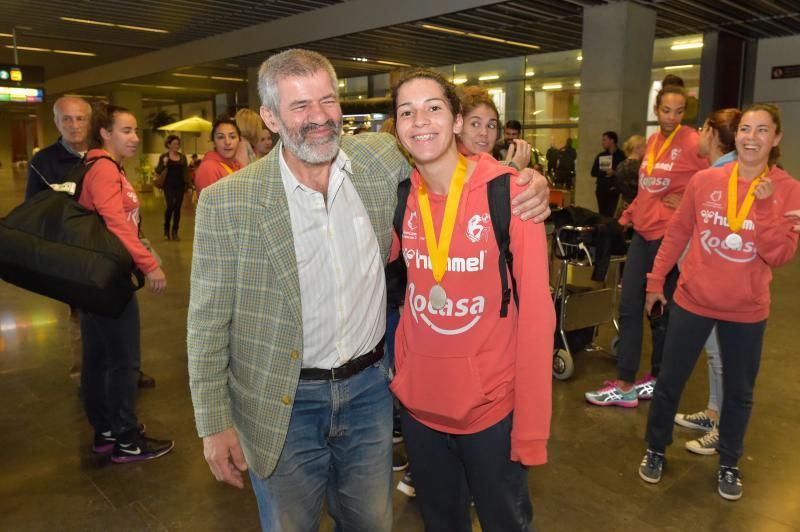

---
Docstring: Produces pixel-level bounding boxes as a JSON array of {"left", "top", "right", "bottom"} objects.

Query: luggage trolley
[{"left": 551, "top": 225, "right": 624, "bottom": 380}]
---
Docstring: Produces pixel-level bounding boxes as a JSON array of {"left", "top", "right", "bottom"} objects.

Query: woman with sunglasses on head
[
  {"left": 388, "top": 69, "right": 554, "bottom": 531},
  {"left": 671, "top": 108, "right": 741, "bottom": 455},
  {"left": 586, "top": 75, "right": 709, "bottom": 408},
  {"left": 638, "top": 103, "right": 800, "bottom": 500},
  {"left": 79, "top": 103, "right": 173, "bottom": 463},
  {"left": 194, "top": 116, "right": 243, "bottom": 195}
]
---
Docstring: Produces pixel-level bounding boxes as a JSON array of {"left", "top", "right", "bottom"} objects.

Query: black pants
[
  {"left": 163, "top": 187, "right": 184, "bottom": 233},
  {"left": 80, "top": 295, "right": 141, "bottom": 440},
  {"left": 401, "top": 410, "right": 532, "bottom": 532},
  {"left": 646, "top": 303, "right": 766, "bottom": 467},
  {"left": 595, "top": 182, "right": 619, "bottom": 218},
  {"left": 617, "top": 232, "right": 679, "bottom": 382}
]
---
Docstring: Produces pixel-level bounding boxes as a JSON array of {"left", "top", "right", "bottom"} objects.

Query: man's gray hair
[
  {"left": 53, "top": 95, "right": 92, "bottom": 119},
  {"left": 258, "top": 49, "right": 338, "bottom": 113}
]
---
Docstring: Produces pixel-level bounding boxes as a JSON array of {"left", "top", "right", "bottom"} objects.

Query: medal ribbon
[
  {"left": 219, "top": 162, "right": 234, "bottom": 175},
  {"left": 646, "top": 124, "right": 682, "bottom": 175},
  {"left": 727, "top": 162, "right": 768, "bottom": 233},
  {"left": 417, "top": 155, "right": 468, "bottom": 285}
]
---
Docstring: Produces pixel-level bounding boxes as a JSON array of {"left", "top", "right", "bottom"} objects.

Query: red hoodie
[
  {"left": 389, "top": 153, "right": 555, "bottom": 466},
  {"left": 647, "top": 162, "right": 800, "bottom": 322},
  {"left": 194, "top": 150, "right": 242, "bottom": 195},
  {"left": 619, "top": 126, "right": 708, "bottom": 240},
  {"left": 78, "top": 149, "right": 159, "bottom": 275}
]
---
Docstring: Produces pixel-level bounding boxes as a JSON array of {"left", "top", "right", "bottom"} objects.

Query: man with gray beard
[{"left": 188, "top": 49, "right": 551, "bottom": 531}]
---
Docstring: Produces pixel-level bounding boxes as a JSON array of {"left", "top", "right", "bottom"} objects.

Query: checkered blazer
[{"left": 188, "top": 133, "right": 410, "bottom": 478}]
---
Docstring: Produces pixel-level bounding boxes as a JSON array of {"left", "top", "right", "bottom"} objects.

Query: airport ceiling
[{"left": 1, "top": 0, "right": 800, "bottom": 104}]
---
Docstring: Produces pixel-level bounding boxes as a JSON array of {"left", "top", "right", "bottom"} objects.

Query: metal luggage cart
[{"left": 551, "top": 225, "right": 624, "bottom": 380}]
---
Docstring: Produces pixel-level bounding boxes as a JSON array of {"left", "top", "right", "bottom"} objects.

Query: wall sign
[
  {"left": 0, "top": 64, "right": 45, "bottom": 85},
  {"left": 771, "top": 65, "right": 800, "bottom": 80}
]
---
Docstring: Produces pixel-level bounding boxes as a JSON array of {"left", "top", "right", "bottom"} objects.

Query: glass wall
[{"left": 336, "top": 34, "right": 704, "bottom": 161}]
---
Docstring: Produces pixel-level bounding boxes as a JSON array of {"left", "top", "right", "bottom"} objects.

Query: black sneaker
[
  {"left": 92, "top": 424, "right": 146, "bottom": 454},
  {"left": 396, "top": 471, "right": 416, "bottom": 497},
  {"left": 393, "top": 445, "right": 409, "bottom": 472},
  {"left": 718, "top": 466, "right": 743, "bottom": 501},
  {"left": 638, "top": 449, "right": 665, "bottom": 484},
  {"left": 111, "top": 434, "right": 174, "bottom": 464}
]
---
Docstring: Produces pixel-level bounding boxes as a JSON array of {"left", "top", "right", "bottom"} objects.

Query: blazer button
[
  {"left": 290, "top": 350, "right": 300, "bottom": 359},
  {"left": 282, "top": 394, "right": 292, "bottom": 406}
]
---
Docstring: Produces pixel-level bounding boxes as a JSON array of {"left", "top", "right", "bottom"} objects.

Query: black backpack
[
  {"left": 391, "top": 174, "right": 518, "bottom": 317},
  {"left": 0, "top": 156, "right": 144, "bottom": 317}
]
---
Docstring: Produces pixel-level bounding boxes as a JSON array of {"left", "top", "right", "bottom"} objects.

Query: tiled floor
[{"left": 1, "top": 166, "right": 799, "bottom": 531}]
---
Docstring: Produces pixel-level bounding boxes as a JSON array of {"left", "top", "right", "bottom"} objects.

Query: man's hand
[
  {"left": 203, "top": 427, "right": 248, "bottom": 488},
  {"left": 513, "top": 169, "right": 551, "bottom": 222},
  {"left": 662, "top": 193, "right": 681, "bottom": 210},
  {"left": 785, "top": 209, "right": 800, "bottom": 233},
  {"left": 645, "top": 292, "right": 667, "bottom": 315}
]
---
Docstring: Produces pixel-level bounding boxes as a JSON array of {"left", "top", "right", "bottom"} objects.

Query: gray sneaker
[
  {"left": 638, "top": 449, "right": 665, "bottom": 484},
  {"left": 718, "top": 466, "right": 743, "bottom": 501},
  {"left": 674, "top": 411, "right": 715, "bottom": 431},
  {"left": 685, "top": 427, "right": 719, "bottom": 455}
]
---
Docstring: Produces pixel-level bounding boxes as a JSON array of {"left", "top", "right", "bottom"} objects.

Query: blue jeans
[{"left": 249, "top": 363, "right": 393, "bottom": 532}]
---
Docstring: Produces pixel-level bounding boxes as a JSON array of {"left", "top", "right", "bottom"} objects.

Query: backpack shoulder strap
[
  {"left": 393, "top": 178, "right": 412, "bottom": 240},
  {"left": 487, "top": 174, "right": 518, "bottom": 317},
  {"left": 70, "top": 155, "right": 118, "bottom": 199}
]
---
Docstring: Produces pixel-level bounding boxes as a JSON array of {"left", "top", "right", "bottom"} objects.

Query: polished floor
[{"left": 1, "top": 165, "right": 799, "bottom": 532}]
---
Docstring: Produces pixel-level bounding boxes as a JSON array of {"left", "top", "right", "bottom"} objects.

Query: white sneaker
[{"left": 685, "top": 426, "right": 719, "bottom": 455}]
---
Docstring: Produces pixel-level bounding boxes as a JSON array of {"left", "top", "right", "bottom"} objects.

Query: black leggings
[
  {"left": 616, "top": 232, "right": 678, "bottom": 382},
  {"left": 163, "top": 187, "right": 184, "bottom": 233},
  {"left": 401, "top": 410, "right": 532, "bottom": 532},
  {"left": 646, "top": 303, "right": 766, "bottom": 467}
]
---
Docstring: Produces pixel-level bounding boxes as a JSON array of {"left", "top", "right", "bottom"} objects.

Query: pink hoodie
[
  {"left": 648, "top": 162, "right": 800, "bottom": 322},
  {"left": 79, "top": 149, "right": 159, "bottom": 274},
  {"left": 194, "top": 150, "right": 242, "bottom": 195},
  {"left": 389, "top": 153, "right": 555, "bottom": 466},
  {"left": 619, "top": 126, "right": 708, "bottom": 240}
]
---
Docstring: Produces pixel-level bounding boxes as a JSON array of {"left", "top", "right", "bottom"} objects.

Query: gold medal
[
  {"left": 646, "top": 124, "right": 682, "bottom": 176},
  {"left": 417, "top": 155, "right": 468, "bottom": 308},
  {"left": 727, "top": 162, "right": 768, "bottom": 237}
]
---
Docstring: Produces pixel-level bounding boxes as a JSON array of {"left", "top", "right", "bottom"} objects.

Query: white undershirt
[{"left": 279, "top": 148, "right": 386, "bottom": 369}]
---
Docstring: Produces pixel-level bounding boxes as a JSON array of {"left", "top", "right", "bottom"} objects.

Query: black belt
[{"left": 299, "top": 342, "right": 384, "bottom": 381}]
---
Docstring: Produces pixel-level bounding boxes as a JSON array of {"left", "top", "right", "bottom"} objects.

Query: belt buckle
[{"left": 329, "top": 366, "right": 342, "bottom": 381}]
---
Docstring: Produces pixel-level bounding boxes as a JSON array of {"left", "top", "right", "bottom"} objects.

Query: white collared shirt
[{"left": 279, "top": 147, "right": 386, "bottom": 369}]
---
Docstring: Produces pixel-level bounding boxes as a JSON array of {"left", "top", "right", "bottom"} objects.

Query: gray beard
[{"left": 279, "top": 121, "right": 342, "bottom": 165}]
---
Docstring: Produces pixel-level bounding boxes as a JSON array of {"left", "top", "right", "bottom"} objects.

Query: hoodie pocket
[{"left": 390, "top": 350, "right": 492, "bottom": 430}]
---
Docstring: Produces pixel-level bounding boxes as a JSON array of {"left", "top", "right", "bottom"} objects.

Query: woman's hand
[
  {"left": 753, "top": 177, "right": 774, "bottom": 200},
  {"left": 146, "top": 267, "right": 167, "bottom": 294},
  {"left": 505, "top": 139, "right": 532, "bottom": 170},
  {"left": 645, "top": 292, "right": 667, "bottom": 316},
  {"left": 785, "top": 209, "right": 800, "bottom": 233},
  {"left": 662, "top": 193, "right": 681, "bottom": 209}
]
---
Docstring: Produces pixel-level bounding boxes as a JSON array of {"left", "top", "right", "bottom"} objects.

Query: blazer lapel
[{"left": 256, "top": 150, "right": 303, "bottom": 326}]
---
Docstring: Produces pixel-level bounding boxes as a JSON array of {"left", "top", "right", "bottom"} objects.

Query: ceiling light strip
[
  {"left": 420, "top": 23, "right": 539, "bottom": 50},
  {"left": 60, "top": 16, "right": 167, "bottom": 33}
]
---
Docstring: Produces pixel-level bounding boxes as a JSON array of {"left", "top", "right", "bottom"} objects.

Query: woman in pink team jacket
[
  {"left": 638, "top": 103, "right": 800, "bottom": 501},
  {"left": 388, "top": 69, "right": 554, "bottom": 531}
]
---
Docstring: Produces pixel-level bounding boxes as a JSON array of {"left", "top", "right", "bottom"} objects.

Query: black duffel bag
[{"left": 0, "top": 156, "right": 144, "bottom": 317}]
